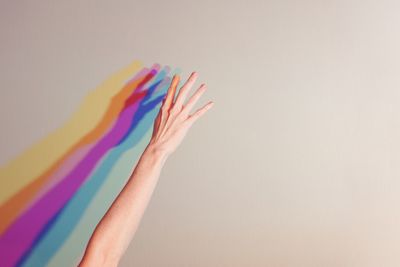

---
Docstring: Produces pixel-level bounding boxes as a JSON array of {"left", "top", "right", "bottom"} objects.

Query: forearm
[
  {"left": 79, "top": 71, "right": 213, "bottom": 267},
  {"left": 79, "top": 143, "right": 168, "bottom": 266}
]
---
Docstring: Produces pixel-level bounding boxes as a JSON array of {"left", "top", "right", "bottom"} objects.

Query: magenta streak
[{"left": 21, "top": 145, "right": 92, "bottom": 214}]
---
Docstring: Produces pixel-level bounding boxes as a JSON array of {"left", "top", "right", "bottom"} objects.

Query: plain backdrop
[{"left": 1, "top": 0, "right": 400, "bottom": 266}]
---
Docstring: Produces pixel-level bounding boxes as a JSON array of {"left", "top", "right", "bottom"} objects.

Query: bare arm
[{"left": 78, "top": 72, "right": 214, "bottom": 267}]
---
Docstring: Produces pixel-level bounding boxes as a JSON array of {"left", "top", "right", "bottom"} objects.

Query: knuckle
[
  {"left": 180, "top": 106, "right": 188, "bottom": 116},
  {"left": 169, "top": 107, "right": 177, "bottom": 116},
  {"left": 177, "top": 111, "right": 187, "bottom": 121},
  {"left": 171, "top": 105, "right": 182, "bottom": 116}
]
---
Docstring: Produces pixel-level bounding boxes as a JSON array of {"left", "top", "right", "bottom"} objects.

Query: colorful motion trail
[{"left": 0, "top": 61, "right": 180, "bottom": 267}]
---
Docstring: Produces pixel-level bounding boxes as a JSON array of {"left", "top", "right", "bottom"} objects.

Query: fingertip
[
  {"left": 191, "top": 71, "right": 199, "bottom": 79},
  {"left": 170, "top": 75, "right": 180, "bottom": 89}
]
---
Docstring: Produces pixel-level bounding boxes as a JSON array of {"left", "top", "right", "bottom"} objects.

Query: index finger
[{"left": 163, "top": 75, "right": 180, "bottom": 111}]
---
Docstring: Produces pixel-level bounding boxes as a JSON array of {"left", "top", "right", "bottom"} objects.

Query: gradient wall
[{"left": 1, "top": 1, "right": 400, "bottom": 266}]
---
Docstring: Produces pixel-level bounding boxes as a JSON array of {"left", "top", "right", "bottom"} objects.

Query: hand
[{"left": 147, "top": 72, "right": 214, "bottom": 158}]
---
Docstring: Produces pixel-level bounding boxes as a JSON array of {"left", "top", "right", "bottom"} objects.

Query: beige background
[{"left": 1, "top": 0, "right": 400, "bottom": 266}]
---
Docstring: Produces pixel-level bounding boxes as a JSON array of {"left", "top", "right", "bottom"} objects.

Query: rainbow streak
[
  {"left": 0, "top": 68, "right": 157, "bottom": 266},
  {"left": 0, "top": 66, "right": 155, "bottom": 234},
  {"left": 0, "top": 62, "right": 179, "bottom": 267},
  {"left": 0, "top": 61, "right": 144, "bottom": 204},
  {"left": 19, "top": 67, "right": 177, "bottom": 267},
  {"left": 18, "top": 67, "right": 163, "bottom": 217}
]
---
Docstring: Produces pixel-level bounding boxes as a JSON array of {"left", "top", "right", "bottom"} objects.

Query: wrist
[{"left": 143, "top": 141, "right": 169, "bottom": 164}]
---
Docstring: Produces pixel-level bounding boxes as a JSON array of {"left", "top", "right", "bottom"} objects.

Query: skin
[{"left": 78, "top": 72, "right": 214, "bottom": 267}]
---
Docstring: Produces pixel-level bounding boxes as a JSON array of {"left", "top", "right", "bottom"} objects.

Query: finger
[
  {"left": 186, "top": 101, "right": 214, "bottom": 125},
  {"left": 134, "top": 66, "right": 159, "bottom": 93},
  {"left": 156, "top": 75, "right": 178, "bottom": 138},
  {"left": 156, "top": 101, "right": 168, "bottom": 139},
  {"left": 174, "top": 72, "right": 198, "bottom": 109},
  {"left": 181, "top": 84, "right": 207, "bottom": 115},
  {"left": 164, "top": 75, "right": 180, "bottom": 111},
  {"left": 152, "top": 111, "right": 161, "bottom": 138}
]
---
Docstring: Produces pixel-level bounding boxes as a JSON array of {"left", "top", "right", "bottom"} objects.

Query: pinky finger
[{"left": 186, "top": 101, "right": 214, "bottom": 125}]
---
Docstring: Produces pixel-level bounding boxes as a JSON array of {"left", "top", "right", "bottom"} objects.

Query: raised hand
[
  {"left": 79, "top": 71, "right": 214, "bottom": 267},
  {"left": 149, "top": 72, "right": 214, "bottom": 157}
]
